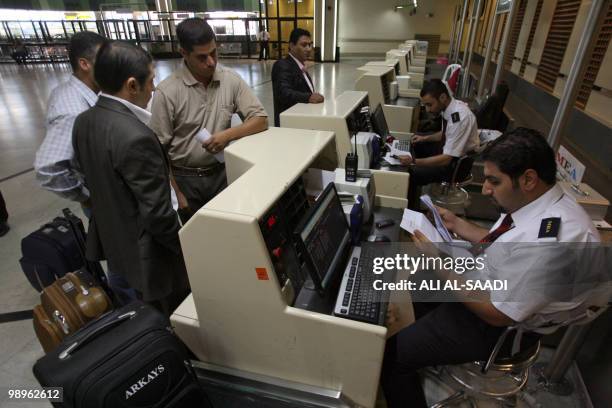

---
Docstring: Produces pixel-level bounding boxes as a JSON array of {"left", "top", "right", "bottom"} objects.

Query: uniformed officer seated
[
  {"left": 397, "top": 79, "right": 479, "bottom": 209},
  {"left": 382, "top": 128, "right": 601, "bottom": 408}
]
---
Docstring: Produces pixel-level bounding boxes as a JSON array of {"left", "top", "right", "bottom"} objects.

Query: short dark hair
[
  {"left": 420, "top": 79, "right": 450, "bottom": 99},
  {"left": 94, "top": 41, "right": 152, "bottom": 94},
  {"left": 176, "top": 18, "right": 216, "bottom": 52},
  {"left": 289, "top": 28, "right": 311, "bottom": 45},
  {"left": 482, "top": 127, "right": 557, "bottom": 185},
  {"left": 68, "top": 31, "right": 106, "bottom": 72}
]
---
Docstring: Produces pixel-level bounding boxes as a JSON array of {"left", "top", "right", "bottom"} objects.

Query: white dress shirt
[
  {"left": 99, "top": 93, "right": 152, "bottom": 125},
  {"left": 475, "top": 184, "right": 602, "bottom": 330},
  {"left": 441, "top": 98, "right": 479, "bottom": 157},
  {"left": 289, "top": 53, "right": 314, "bottom": 93}
]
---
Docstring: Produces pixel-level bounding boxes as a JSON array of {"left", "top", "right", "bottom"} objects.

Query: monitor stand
[{"left": 293, "top": 278, "right": 336, "bottom": 314}]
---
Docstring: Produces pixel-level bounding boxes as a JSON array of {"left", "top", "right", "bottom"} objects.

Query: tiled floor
[{"left": 0, "top": 57, "right": 594, "bottom": 408}]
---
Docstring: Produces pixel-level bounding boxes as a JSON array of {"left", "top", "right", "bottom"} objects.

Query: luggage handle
[
  {"left": 58, "top": 310, "right": 136, "bottom": 360},
  {"left": 61, "top": 208, "right": 113, "bottom": 299},
  {"left": 52, "top": 310, "right": 70, "bottom": 335}
]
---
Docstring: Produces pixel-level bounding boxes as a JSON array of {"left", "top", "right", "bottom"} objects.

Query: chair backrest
[
  {"left": 474, "top": 82, "right": 510, "bottom": 131},
  {"left": 442, "top": 64, "right": 462, "bottom": 96},
  {"left": 450, "top": 154, "right": 474, "bottom": 185},
  {"left": 442, "top": 64, "right": 462, "bottom": 82}
]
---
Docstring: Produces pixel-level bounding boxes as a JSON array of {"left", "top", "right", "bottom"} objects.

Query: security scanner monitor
[
  {"left": 355, "top": 66, "right": 420, "bottom": 133},
  {"left": 386, "top": 49, "right": 410, "bottom": 75},
  {"left": 170, "top": 127, "right": 410, "bottom": 408},
  {"left": 404, "top": 45, "right": 427, "bottom": 71},
  {"left": 359, "top": 61, "right": 423, "bottom": 98},
  {"left": 356, "top": 64, "right": 397, "bottom": 83},
  {"left": 363, "top": 60, "right": 401, "bottom": 76},
  {"left": 280, "top": 90, "right": 371, "bottom": 166},
  {"left": 390, "top": 47, "right": 425, "bottom": 74},
  {"left": 405, "top": 39, "right": 428, "bottom": 56},
  {"left": 406, "top": 45, "right": 426, "bottom": 68}
]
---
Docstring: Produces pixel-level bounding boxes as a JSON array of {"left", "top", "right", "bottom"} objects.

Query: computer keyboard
[
  {"left": 334, "top": 247, "right": 393, "bottom": 325},
  {"left": 393, "top": 139, "right": 411, "bottom": 153}
]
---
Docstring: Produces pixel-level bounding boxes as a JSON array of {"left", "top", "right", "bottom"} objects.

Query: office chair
[
  {"left": 474, "top": 82, "right": 510, "bottom": 132},
  {"left": 442, "top": 64, "right": 462, "bottom": 96}
]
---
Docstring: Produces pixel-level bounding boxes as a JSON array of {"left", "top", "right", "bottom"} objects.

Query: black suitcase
[
  {"left": 20, "top": 208, "right": 109, "bottom": 292},
  {"left": 33, "top": 302, "right": 212, "bottom": 408}
]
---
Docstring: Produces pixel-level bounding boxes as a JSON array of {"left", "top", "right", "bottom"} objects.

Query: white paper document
[
  {"left": 400, "top": 209, "right": 444, "bottom": 242},
  {"left": 400, "top": 209, "right": 475, "bottom": 264},
  {"left": 385, "top": 142, "right": 413, "bottom": 159},
  {"left": 383, "top": 153, "right": 402, "bottom": 166},
  {"left": 195, "top": 128, "right": 225, "bottom": 163},
  {"left": 420, "top": 195, "right": 453, "bottom": 242}
]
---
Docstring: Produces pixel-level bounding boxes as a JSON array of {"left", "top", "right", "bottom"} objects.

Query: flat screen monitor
[
  {"left": 293, "top": 183, "right": 350, "bottom": 292},
  {"left": 371, "top": 103, "right": 390, "bottom": 138}
]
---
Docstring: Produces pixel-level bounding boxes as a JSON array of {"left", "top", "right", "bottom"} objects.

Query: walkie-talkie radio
[{"left": 345, "top": 151, "right": 358, "bottom": 182}]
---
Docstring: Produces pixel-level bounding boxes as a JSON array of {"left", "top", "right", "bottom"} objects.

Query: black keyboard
[{"left": 334, "top": 247, "right": 393, "bottom": 325}]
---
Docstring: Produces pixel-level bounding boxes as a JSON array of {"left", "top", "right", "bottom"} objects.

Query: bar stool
[
  {"left": 427, "top": 326, "right": 541, "bottom": 408},
  {"left": 428, "top": 154, "right": 474, "bottom": 215}
]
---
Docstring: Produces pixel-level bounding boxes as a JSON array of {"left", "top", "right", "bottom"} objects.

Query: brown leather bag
[{"left": 33, "top": 271, "right": 112, "bottom": 353}]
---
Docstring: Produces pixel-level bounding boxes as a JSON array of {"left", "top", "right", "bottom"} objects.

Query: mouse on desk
[{"left": 367, "top": 234, "right": 391, "bottom": 243}]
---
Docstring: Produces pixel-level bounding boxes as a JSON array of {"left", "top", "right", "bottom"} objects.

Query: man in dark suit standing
[
  {"left": 73, "top": 41, "right": 188, "bottom": 315},
  {"left": 272, "top": 28, "right": 324, "bottom": 126}
]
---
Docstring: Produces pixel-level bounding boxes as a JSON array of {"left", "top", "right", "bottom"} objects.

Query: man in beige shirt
[{"left": 150, "top": 18, "right": 268, "bottom": 219}]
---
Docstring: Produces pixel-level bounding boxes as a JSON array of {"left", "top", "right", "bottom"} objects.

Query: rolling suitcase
[
  {"left": 33, "top": 302, "right": 212, "bottom": 408},
  {"left": 20, "top": 216, "right": 83, "bottom": 291},
  {"left": 33, "top": 270, "right": 112, "bottom": 353},
  {"left": 20, "top": 208, "right": 110, "bottom": 292}
]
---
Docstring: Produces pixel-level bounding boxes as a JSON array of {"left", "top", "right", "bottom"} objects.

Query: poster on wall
[{"left": 557, "top": 145, "right": 586, "bottom": 184}]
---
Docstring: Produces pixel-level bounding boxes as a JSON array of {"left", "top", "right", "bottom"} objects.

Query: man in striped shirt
[{"left": 34, "top": 31, "right": 106, "bottom": 206}]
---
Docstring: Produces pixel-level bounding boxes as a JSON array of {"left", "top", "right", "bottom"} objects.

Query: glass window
[
  {"left": 19, "top": 22, "right": 37, "bottom": 40},
  {"left": 233, "top": 20, "right": 247, "bottom": 36},
  {"left": 45, "top": 22, "right": 66, "bottom": 41},
  {"left": 297, "top": 18, "right": 313, "bottom": 34},
  {"left": 267, "top": 0, "right": 278, "bottom": 17},
  {"left": 279, "top": 0, "right": 295, "bottom": 17},
  {"left": 297, "top": 0, "right": 314, "bottom": 17}
]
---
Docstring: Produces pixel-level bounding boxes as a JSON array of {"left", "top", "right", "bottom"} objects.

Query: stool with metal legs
[
  {"left": 426, "top": 326, "right": 541, "bottom": 408},
  {"left": 533, "top": 305, "right": 609, "bottom": 396},
  {"left": 428, "top": 154, "right": 474, "bottom": 215}
]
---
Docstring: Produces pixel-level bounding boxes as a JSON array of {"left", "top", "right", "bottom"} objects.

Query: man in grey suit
[{"left": 73, "top": 41, "right": 188, "bottom": 314}]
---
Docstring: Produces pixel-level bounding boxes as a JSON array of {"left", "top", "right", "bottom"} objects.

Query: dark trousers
[
  {"left": 0, "top": 190, "right": 7, "bottom": 222},
  {"left": 81, "top": 205, "right": 138, "bottom": 306},
  {"left": 381, "top": 303, "right": 539, "bottom": 408},
  {"left": 173, "top": 166, "right": 227, "bottom": 223},
  {"left": 142, "top": 280, "right": 190, "bottom": 317},
  {"left": 259, "top": 41, "right": 269, "bottom": 60},
  {"left": 408, "top": 141, "right": 454, "bottom": 210}
]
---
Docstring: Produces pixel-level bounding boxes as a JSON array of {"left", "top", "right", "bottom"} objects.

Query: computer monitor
[
  {"left": 371, "top": 104, "right": 390, "bottom": 138},
  {"left": 294, "top": 183, "right": 350, "bottom": 293}
]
